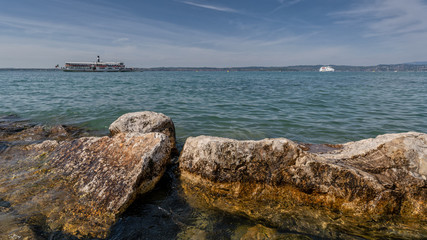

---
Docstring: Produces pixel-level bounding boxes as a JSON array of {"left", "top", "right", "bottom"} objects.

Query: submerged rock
[
  {"left": 0, "top": 112, "right": 175, "bottom": 238},
  {"left": 0, "top": 117, "right": 88, "bottom": 145},
  {"left": 179, "top": 132, "right": 427, "bottom": 239},
  {"left": 232, "top": 224, "right": 310, "bottom": 240}
]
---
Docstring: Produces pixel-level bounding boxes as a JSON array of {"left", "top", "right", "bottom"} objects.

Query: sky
[{"left": 1, "top": 0, "right": 427, "bottom": 68}]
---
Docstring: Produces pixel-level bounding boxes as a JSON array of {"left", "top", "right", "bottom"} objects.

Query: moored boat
[
  {"left": 319, "top": 66, "right": 335, "bottom": 72},
  {"left": 63, "top": 56, "right": 131, "bottom": 72}
]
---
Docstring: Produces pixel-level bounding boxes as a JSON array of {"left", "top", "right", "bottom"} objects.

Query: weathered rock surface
[
  {"left": 0, "top": 115, "right": 88, "bottom": 144},
  {"left": 179, "top": 132, "right": 427, "bottom": 239},
  {"left": 0, "top": 112, "right": 174, "bottom": 238},
  {"left": 232, "top": 224, "right": 310, "bottom": 240},
  {"left": 109, "top": 111, "right": 177, "bottom": 154}
]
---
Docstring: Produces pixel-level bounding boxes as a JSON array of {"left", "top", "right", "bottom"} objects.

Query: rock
[
  {"left": 3, "top": 125, "right": 86, "bottom": 142},
  {"left": 0, "top": 114, "right": 89, "bottom": 143},
  {"left": 179, "top": 132, "right": 427, "bottom": 239},
  {"left": 232, "top": 224, "right": 310, "bottom": 240},
  {"left": 177, "top": 227, "right": 208, "bottom": 240},
  {"left": 0, "top": 198, "right": 38, "bottom": 240},
  {"left": 57, "top": 132, "right": 172, "bottom": 237},
  {"left": 0, "top": 112, "right": 175, "bottom": 238},
  {"left": 0, "top": 119, "right": 88, "bottom": 144},
  {"left": 109, "top": 111, "right": 177, "bottom": 154},
  {"left": 0, "top": 115, "right": 34, "bottom": 138},
  {"left": 0, "top": 132, "right": 171, "bottom": 238}
]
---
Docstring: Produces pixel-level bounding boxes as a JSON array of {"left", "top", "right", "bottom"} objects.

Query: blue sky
[{"left": 1, "top": 0, "right": 427, "bottom": 68}]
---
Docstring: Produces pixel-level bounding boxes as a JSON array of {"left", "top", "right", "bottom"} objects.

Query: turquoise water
[{"left": 1, "top": 70, "right": 426, "bottom": 145}]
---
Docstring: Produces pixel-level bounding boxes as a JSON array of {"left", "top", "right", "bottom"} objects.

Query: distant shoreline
[{"left": 1, "top": 63, "right": 427, "bottom": 72}]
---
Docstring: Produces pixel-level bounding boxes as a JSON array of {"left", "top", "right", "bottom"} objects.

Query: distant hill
[
  {"left": 139, "top": 63, "right": 427, "bottom": 72},
  {"left": 404, "top": 61, "right": 427, "bottom": 65},
  {"left": 2, "top": 63, "right": 427, "bottom": 72}
]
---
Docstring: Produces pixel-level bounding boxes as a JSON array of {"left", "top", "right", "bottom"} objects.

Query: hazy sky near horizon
[{"left": 1, "top": 0, "right": 427, "bottom": 68}]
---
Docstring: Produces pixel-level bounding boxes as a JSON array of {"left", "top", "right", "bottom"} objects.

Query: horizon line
[{"left": 2, "top": 61, "right": 427, "bottom": 69}]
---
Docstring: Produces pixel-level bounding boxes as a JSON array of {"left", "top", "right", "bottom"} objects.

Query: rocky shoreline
[
  {"left": 0, "top": 112, "right": 426, "bottom": 239},
  {"left": 180, "top": 134, "right": 426, "bottom": 238},
  {"left": 0, "top": 112, "right": 174, "bottom": 238}
]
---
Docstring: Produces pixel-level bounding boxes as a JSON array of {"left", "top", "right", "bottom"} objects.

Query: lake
[
  {"left": 0, "top": 70, "right": 426, "bottom": 239},
  {"left": 1, "top": 70, "right": 426, "bottom": 146}
]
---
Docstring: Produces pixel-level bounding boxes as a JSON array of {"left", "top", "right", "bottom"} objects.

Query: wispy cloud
[
  {"left": 3, "top": 0, "right": 425, "bottom": 68},
  {"left": 180, "top": 1, "right": 238, "bottom": 13},
  {"left": 329, "top": 0, "right": 427, "bottom": 63},
  {"left": 332, "top": 0, "right": 427, "bottom": 37},
  {"left": 112, "top": 38, "right": 130, "bottom": 44},
  {"left": 272, "top": 0, "right": 303, "bottom": 13}
]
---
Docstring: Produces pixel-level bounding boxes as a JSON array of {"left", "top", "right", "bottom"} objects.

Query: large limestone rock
[
  {"left": 109, "top": 111, "right": 177, "bottom": 154},
  {"left": 0, "top": 112, "right": 174, "bottom": 238},
  {"left": 179, "top": 132, "right": 427, "bottom": 239}
]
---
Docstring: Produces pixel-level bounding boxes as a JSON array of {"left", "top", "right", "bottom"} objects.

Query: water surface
[{"left": 1, "top": 70, "right": 426, "bottom": 145}]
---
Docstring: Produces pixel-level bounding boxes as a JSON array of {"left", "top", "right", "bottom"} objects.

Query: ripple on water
[{"left": 1, "top": 71, "right": 426, "bottom": 144}]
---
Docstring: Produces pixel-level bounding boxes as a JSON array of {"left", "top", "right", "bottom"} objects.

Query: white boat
[
  {"left": 319, "top": 66, "right": 335, "bottom": 72},
  {"left": 63, "top": 56, "right": 131, "bottom": 72}
]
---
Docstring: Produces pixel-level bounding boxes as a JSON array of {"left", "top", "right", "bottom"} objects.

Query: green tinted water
[{"left": 1, "top": 70, "right": 426, "bottom": 145}]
